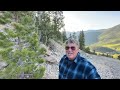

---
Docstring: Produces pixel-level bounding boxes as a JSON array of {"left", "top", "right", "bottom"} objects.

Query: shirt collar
[
  {"left": 64, "top": 52, "right": 81, "bottom": 64},
  {"left": 74, "top": 52, "right": 81, "bottom": 64}
]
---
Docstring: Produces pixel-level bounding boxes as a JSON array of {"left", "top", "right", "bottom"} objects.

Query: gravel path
[
  {"left": 81, "top": 53, "right": 120, "bottom": 79},
  {"left": 43, "top": 51, "right": 120, "bottom": 79}
]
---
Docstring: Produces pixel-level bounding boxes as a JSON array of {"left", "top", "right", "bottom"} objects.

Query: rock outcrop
[
  {"left": 0, "top": 61, "right": 8, "bottom": 70},
  {"left": 40, "top": 40, "right": 65, "bottom": 79}
]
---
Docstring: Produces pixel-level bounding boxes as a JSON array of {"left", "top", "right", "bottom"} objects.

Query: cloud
[{"left": 63, "top": 11, "right": 120, "bottom": 32}]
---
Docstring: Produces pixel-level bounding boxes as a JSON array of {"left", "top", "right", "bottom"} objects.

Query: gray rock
[{"left": 0, "top": 62, "right": 8, "bottom": 70}]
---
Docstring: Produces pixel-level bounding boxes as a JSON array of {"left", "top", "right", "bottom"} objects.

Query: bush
[
  {"left": 118, "top": 55, "right": 120, "bottom": 60},
  {"left": 84, "top": 47, "right": 90, "bottom": 53}
]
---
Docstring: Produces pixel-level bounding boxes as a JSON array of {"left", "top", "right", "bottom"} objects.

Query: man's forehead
[{"left": 66, "top": 43, "right": 77, "bottom": 46}]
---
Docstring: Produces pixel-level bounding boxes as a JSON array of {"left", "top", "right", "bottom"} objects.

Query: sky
[{"left": 63, "top": 11, "right": 120, "bottom": 32}]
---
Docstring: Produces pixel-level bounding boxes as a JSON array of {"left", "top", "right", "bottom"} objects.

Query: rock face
[
  {"left": 0, "top": 61, "right": 8, "bottom": 70},
  {"left": 40, "top": 40, "right": 65, "bottom": 79}
]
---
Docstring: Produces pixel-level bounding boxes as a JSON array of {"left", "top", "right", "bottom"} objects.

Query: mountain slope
[
  {"left": 84, "top": 30, "right": 104, "bottom": 45},
  {"left": 66, "top": 30, "right": 104, "bottom": 46},
  {"left": 99, "top": 24, "right": 120, "bottom": 44},
  {"left": 66, "top": 24, "right": 120, "bottom": 54},
  {"left": 89, "top": 24, "right": 120, "bottom": 54}
]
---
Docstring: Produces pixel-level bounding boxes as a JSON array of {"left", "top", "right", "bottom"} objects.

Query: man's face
[{"left": 65, "top": 43, "right": 79, "bottom": 60}]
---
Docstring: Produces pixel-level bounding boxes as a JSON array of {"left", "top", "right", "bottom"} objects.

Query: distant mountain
[
  {"left": 84, "top": 29, "right": 104, "bottom": 45},
  {"left": 90, "top": 24, "right": 120, "bottom": 54},
  {"left": 66, "top": 24, "right": 120, "bottom": 54},
  {"left": 98, "top": 24, "right": 120, "bottom": 44},
  {"left": 66, "top": 29, "right": 104, "bottom": 46}
]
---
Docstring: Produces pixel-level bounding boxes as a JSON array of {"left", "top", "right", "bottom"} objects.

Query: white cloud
[{"left": 63, "top": 11, "right": 120, "bottom": 32}]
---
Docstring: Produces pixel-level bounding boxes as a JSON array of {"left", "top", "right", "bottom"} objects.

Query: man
[{"left": 59, "top": 38, "right": 101, "bottom": 79}]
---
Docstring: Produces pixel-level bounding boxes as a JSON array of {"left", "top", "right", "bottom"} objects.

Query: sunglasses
[{"left": 65, "top": 46, "right": 76, "bottom": 50}]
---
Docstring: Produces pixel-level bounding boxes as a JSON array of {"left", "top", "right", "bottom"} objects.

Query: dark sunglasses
[{"left": 65, "top": 46, "right": 76, "bottom": 50}]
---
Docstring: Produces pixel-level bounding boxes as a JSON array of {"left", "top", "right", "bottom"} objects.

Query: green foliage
[
  {"left": 88, "top": 50, "right": 97, "bottom": 55},
  {"left": 79, "top": 30, "right": 85, "bottom": 50},
  {"left": 89, "top": 24, "right": 120, "bottom": 55},
  {"left": 0, "top": 48, "right": 13, "bottom": 61},
  {"left": 5, "top": 28, "right": 18, "bottom": 38},
  {"left": 36, "top": 11, "right": 65, "bottom": 45},
  {"left": 0, "top": 11, "right": 46, "bottom": 79},
  {"left": 0, "top": 11, "right": 12, "bottom": 24},
  {"left": 84, "top": 47, "right": 90, "bottom": 53},
  {"left": 3, "top": 11, "right": 12, "bottom": 18},
  {"left": 72, "top": 32, "right": 77, "bottom": 40},
  {"left": 20, "top": 15, "right": 33, "bottom": 25},
  {"left": 38, "top": 47, "right": 47, "bottom": 55},
  {"left": 33, "top": 66, "right": 45, "bottom": 79},
  {"left": 12, "top": 22, "right": 24, "bottom": 32},
  {"left": 113, "top": 54, "right": 120, "bottom": 59},
  {"left": 0, "top": 30, "right": 14, "bottom": 48},
  {"left": 118, "top": 55, "right": 120, "bottom": 60},
  {"left": 0, "top": 18, "right": 6, "bottom": 24},
  {"left": 62, "top": 29, "right": 67, "bottom": 43},
  {"left": 36, "top": 58, "right": 45, "bottom": 63}
]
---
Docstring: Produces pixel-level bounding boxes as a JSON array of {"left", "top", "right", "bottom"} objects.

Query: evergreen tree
[
  {"left": 51, "top": 11, "right": 65, "bottom": 41},
  {"left": 79, "top": 30, "right": 85, "bottom": 50},
  {"left": 36, "top": 11, "right": 52, "bottom": 45},
  {"left": 72, "top": 32, "right": 77, "bottom": 40},
  {"left": 69, "top": 33, "right": 72, "bottom": 39},
  {"left": 0, "top": 11, "right": 46, "bottom": 79},
  {"left": 62, "top": 28, "right": 67, "bottom": 43},
  {"left": 36, "top": 11, "right": 65, "bottom": 45}
]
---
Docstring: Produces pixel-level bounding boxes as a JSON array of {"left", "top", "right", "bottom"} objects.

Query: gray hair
[{"left": 65, "top": 38, "right": 79, "bottom": 48}]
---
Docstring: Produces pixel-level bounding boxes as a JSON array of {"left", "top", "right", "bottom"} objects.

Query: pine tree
[
  {"left": 37, "top": 11, "right": 52, "bottom": 45},
  {"left": 78, "top": 30, "right": 85, "bottom": 50},
  {"left": 0, "top": 11, "right": 46, "bottom": 79},
  {"left": 51, "top": 11, "right": 65, "bottom": 41},
  {"left": 72, "top": 32, "right": 77, "bottom": 40},
  {"left": 62, "top": 28, "right": 67, "bottom": 43},
  {"left": 35, "top": 11, "right": 65, "bottom": 45},
  {"left": 69, "top": 33, "right": 72, "bottom": 39}
]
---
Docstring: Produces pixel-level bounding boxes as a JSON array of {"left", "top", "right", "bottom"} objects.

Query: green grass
[
  {"left": 95, "top": 52, "right": 103, "bottom": 55},
  {"left": 89, "top": 42, "right": 120, "bottom": 59},
  {"left": 90, "top": 42, "right": 120, "bottom": 53},
  {"left": 112, "top": 54, "right": 120, "bottom": 59},
  {"left": 102, "top": 44, "right": 120, "bottom": 52}
]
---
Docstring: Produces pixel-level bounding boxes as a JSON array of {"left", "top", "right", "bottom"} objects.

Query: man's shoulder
[
  {"left": 61, "top": 54, "right": 67, "bottom": 60},
  {"left": 59, "top": 54, "right": 67, "bottom": 62},
  {"left": 77, "top": 54, "right": 95, "bottom": 68},
  {"left": 77, "top": 53, "right": 87, "bottom": 62}
]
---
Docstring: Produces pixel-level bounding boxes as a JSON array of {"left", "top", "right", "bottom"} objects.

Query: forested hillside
[
  {"left": 1, "top": 11, "right": 120, "bottom": 79},
  {"left": 90, "top": 24, "right": 120, "bottom": 57},
  {"left": 66, "top": 24, "right": 120, "bottom": 58},
  {"left": 0, "top": 11, "right": 66, "bottom": 79}
]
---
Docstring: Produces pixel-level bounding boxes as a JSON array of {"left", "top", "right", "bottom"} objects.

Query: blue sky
[{"left": 63, "top": 11, "right": 120, "bottom": 32}]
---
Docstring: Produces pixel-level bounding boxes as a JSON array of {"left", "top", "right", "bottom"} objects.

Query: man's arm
[
  {"left": 59, "top": 63, "right": 61, "bottom": 79},
  {"left": 88, "top": 68, "right": 101, "bottom": 79}
]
